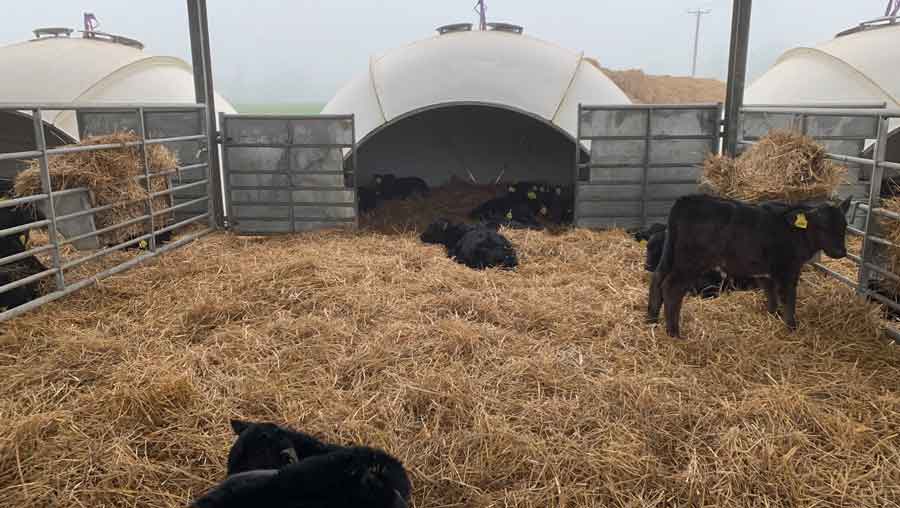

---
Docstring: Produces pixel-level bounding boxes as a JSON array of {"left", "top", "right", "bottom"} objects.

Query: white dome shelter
[
  {"left": 322, "top": 23, "right": 631, "bottom": 187},
  {"left": 745, "top": 18, "right": 900, "bottom": 162},
  {"left": 0, "top": 29, "right": 236, "bottom": 180}
]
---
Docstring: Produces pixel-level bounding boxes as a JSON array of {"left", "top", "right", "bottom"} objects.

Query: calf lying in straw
[
  {"left": 648, "top": 194, "right": 851, "bottom": 338},
  {"left": 227, "top": 419, "right": 340, "bottom": 475},
  {"left": 191, "top": 447, "right": 411, "bottom": 508},
  {"left": 420, "top": 219, "right": 518, "bottom": 270},
  {"left": 0, "top": 203, "right": 47, "bottom": 311}
]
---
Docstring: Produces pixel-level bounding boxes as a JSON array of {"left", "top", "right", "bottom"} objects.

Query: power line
[{"left": 687, "top": 8, "right": 712, "bottom": 77}]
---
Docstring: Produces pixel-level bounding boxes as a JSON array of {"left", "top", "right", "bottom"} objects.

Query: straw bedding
[
  {"left": 701, "top": 131, "right": 846, "bottom": 204},
  {"left": 13, "top": 132, "right": 177, "bottom": 246},
  {"left": 1, "top": 225, "right": 897, "bottom": 508}
]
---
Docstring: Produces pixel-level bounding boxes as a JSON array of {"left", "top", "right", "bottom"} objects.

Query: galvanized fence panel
[
  {"left": 740, "top": 105, "right": 900, "bottom": 343},
  {"left": 220, "top": 114, "right": 357, "bottom": 234},
  {"left": 740, "top": 106, "right": 882, "bottom": 227},
  {"left": 77, "top": 108, "right": 209, "bottom": 222},
  {"left": 575, "top": 104, "right": 721, "bottom": 229},
  {"left": 0, "top": 103, "right": 214, "bottom": 322}
]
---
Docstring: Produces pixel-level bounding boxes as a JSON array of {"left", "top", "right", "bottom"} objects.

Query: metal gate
[
  {"left": 575, "top": 104, "right": 721, "bottom": 229},
  {"left": 220, "top": 114, "right": 357, "bottom": 234}
]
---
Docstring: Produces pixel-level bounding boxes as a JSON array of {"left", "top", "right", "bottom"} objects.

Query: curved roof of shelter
[
  {"left": 322, "top": 27, "right": 632, "bottom": 145},
  {"left": 0, "top": 34, "right": 236, "bottom": 140}
]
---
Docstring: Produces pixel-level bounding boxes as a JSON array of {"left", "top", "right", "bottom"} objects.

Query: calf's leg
[
  {"left": 779, "top": 270, "right": 801, "bottom": 331},
  {"left": 758, "top": 277, "right": 779, "bottom": 315},
  {"left": 662, "top": 274, "right": 694, "bottom": 338},
  {"left": 647, "top": 270, "right": 666, "bottom": 323}
]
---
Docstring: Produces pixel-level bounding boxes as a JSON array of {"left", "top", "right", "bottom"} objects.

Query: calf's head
[
  {"left": 227, "top": 419, "right": 300, "bottom": 475},
  {"left": 788, "top": 197, "right": 851, "bottom": 259}
]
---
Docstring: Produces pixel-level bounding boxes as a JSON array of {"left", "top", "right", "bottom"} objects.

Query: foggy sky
[{"left": 1, "top": 1, "right": 890, "bottom": 104}]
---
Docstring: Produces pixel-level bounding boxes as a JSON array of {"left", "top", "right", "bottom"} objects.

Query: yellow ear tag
[
  {"left": 508, "top": 186, "right": 516, "bottom": 193},
  {"left": 139, "top": 239, "right": 149, "bottom": 249},
  {"left": 639, "top": 240, "right": 647, "bottom": 247},
  {"left": 540, "top": 206, "right": 548, "bottom": 215},
  {"left": 505, "top": 211, "right": 513, "bottom": 220},
  {"left": 19, "top": 234, "right": 27, "bottom": 245},
  {"left": 527, "top": 191, "right": 537, "bottom": 200},
  {"left": 794, "top": 213, "right": 808, "bottom": 229}
]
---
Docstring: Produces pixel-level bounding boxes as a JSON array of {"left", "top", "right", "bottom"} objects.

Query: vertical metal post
[
  {"left": 574, "top": 104, "right": 583, "bottom": 227},
  {"left": 218, "top": 112, "right": 230, "bottom": 228},
  {"left": 858, "top": 115, "right": 889, "bottom": 294},
  {"left": 135, "top": 108, "right": 157, "bottom": 251},
  {"left": 641, "top": 108, "right": 651, "bottom": 227},
  {"left": 351, "top": 115, "right": 359, "bottom": 229},
  {"left": 187, "top": 0, "right": 224, "bottom": 228},
  {"left": 723, "top": 0, "right": 752, "bottom": 156},
  {"left": 32, "top": 109, "right": 65, "bottom": 290}
]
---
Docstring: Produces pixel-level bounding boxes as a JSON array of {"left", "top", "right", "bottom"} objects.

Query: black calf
[
  {"left": 0, "top": 202, "right": 47, "bottom": 311},
  {"left": 421, "top": 219, "right": 518, "bottom": 270},
  {"left": 468, "top": 196, "right": 542, "bottom": 229},
  {"left": 648, "top": 194, "right": 851, "bottom": 337},
  {"left": 227, "top": 419, "right": 340, "bottom": 476},
  {"left": 641, "top": 225, "right": 757, "bottom": 298},
  {"left": 191, "top": 446, "right": 411, "bottom": 508},
  {"left": 358, "top": 186, "right": 378, "bottom": 213},
  {"left": 373, "top": 174, "right": 429, "bottom": 200}
]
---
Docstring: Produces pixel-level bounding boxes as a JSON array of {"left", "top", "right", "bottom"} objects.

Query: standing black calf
[
  {"left": 191, "top": 446, "right": 411, "bottom": 508},
  {"left": 642, "top": 225, "right": 757, "bottom": 298},
  {"left": 227, "top": 419, "right": 341, "bottom": 476},
  {"left": 648, "top": 194, "right": 851, "bottom": 338},
  {"left": 420, "top": 219, "right": 518, "bottom": 270},
  {"left": 373, "top": 174, "right": 429, "bottom": 200}
]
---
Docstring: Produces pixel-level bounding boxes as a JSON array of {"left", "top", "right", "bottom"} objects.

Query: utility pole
[
  {"left": 687, "top": 8, "right": 711, "bottom": 77},
  {"left": 474, "top": 0, "right": 487, "bottom": 30},
  {"left": 723, "top": 0, "right": 752, "bottom": 156}
]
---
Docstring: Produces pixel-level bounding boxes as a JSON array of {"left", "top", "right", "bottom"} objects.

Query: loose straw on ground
[{"left": 0, "top": 223, "right": 896, "bottom": 508}]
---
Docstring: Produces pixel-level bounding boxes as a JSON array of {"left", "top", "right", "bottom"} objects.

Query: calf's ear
[{"left": 230, "top": 419, "right": 250, "bottom": 435}]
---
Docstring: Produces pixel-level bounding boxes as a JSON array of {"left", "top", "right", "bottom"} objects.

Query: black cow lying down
[
  {"left": 468, "top": 196, "right": 544, "bottom": 230},
  {"left": 634, "top": 223, "right": 757, "bottom": 299},
  {"left": 420, "top": 219, "right": 518, "bottom": 270},
  {"left": 192, "top": 448, "right": 410, "bottom": 508},
  {"left": 648, "top": 194, "right": 851, "bottom": 338},
  {"left": 374, "top": 174, "right": 429, "bottom": 200},
  {"left": 196, "top": 419, "right": 411, "bottom": 508}
]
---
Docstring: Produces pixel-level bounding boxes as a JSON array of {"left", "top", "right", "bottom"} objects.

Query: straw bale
[
  {"left": 1, "top": 225, "right": 897, "bottom": 508},
  {"left": 701, "top": 130, "right": 846, "bottom": 204},
  {"left": 13, "top": 132, "right": 177, "bottom": 246}
]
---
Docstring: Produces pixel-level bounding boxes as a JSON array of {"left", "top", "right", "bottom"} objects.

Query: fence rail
[
  {"left": 0, "top": 103, "right": 214, "bottom": 322},
  {"left": 739, "top": 105, "right": 900, "bottom": 342}
]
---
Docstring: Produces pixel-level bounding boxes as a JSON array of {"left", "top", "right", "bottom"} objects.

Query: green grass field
[{"left": 234, "top": 102, "right": 325, "bottom": 115}]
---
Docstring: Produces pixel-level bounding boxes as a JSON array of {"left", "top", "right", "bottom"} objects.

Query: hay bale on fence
[
  {"left": 14, "top": 132, "right": 177, "bottom": 246},
  {"left": 701, "top": 130, "right": 846, "bottom": 204}
]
